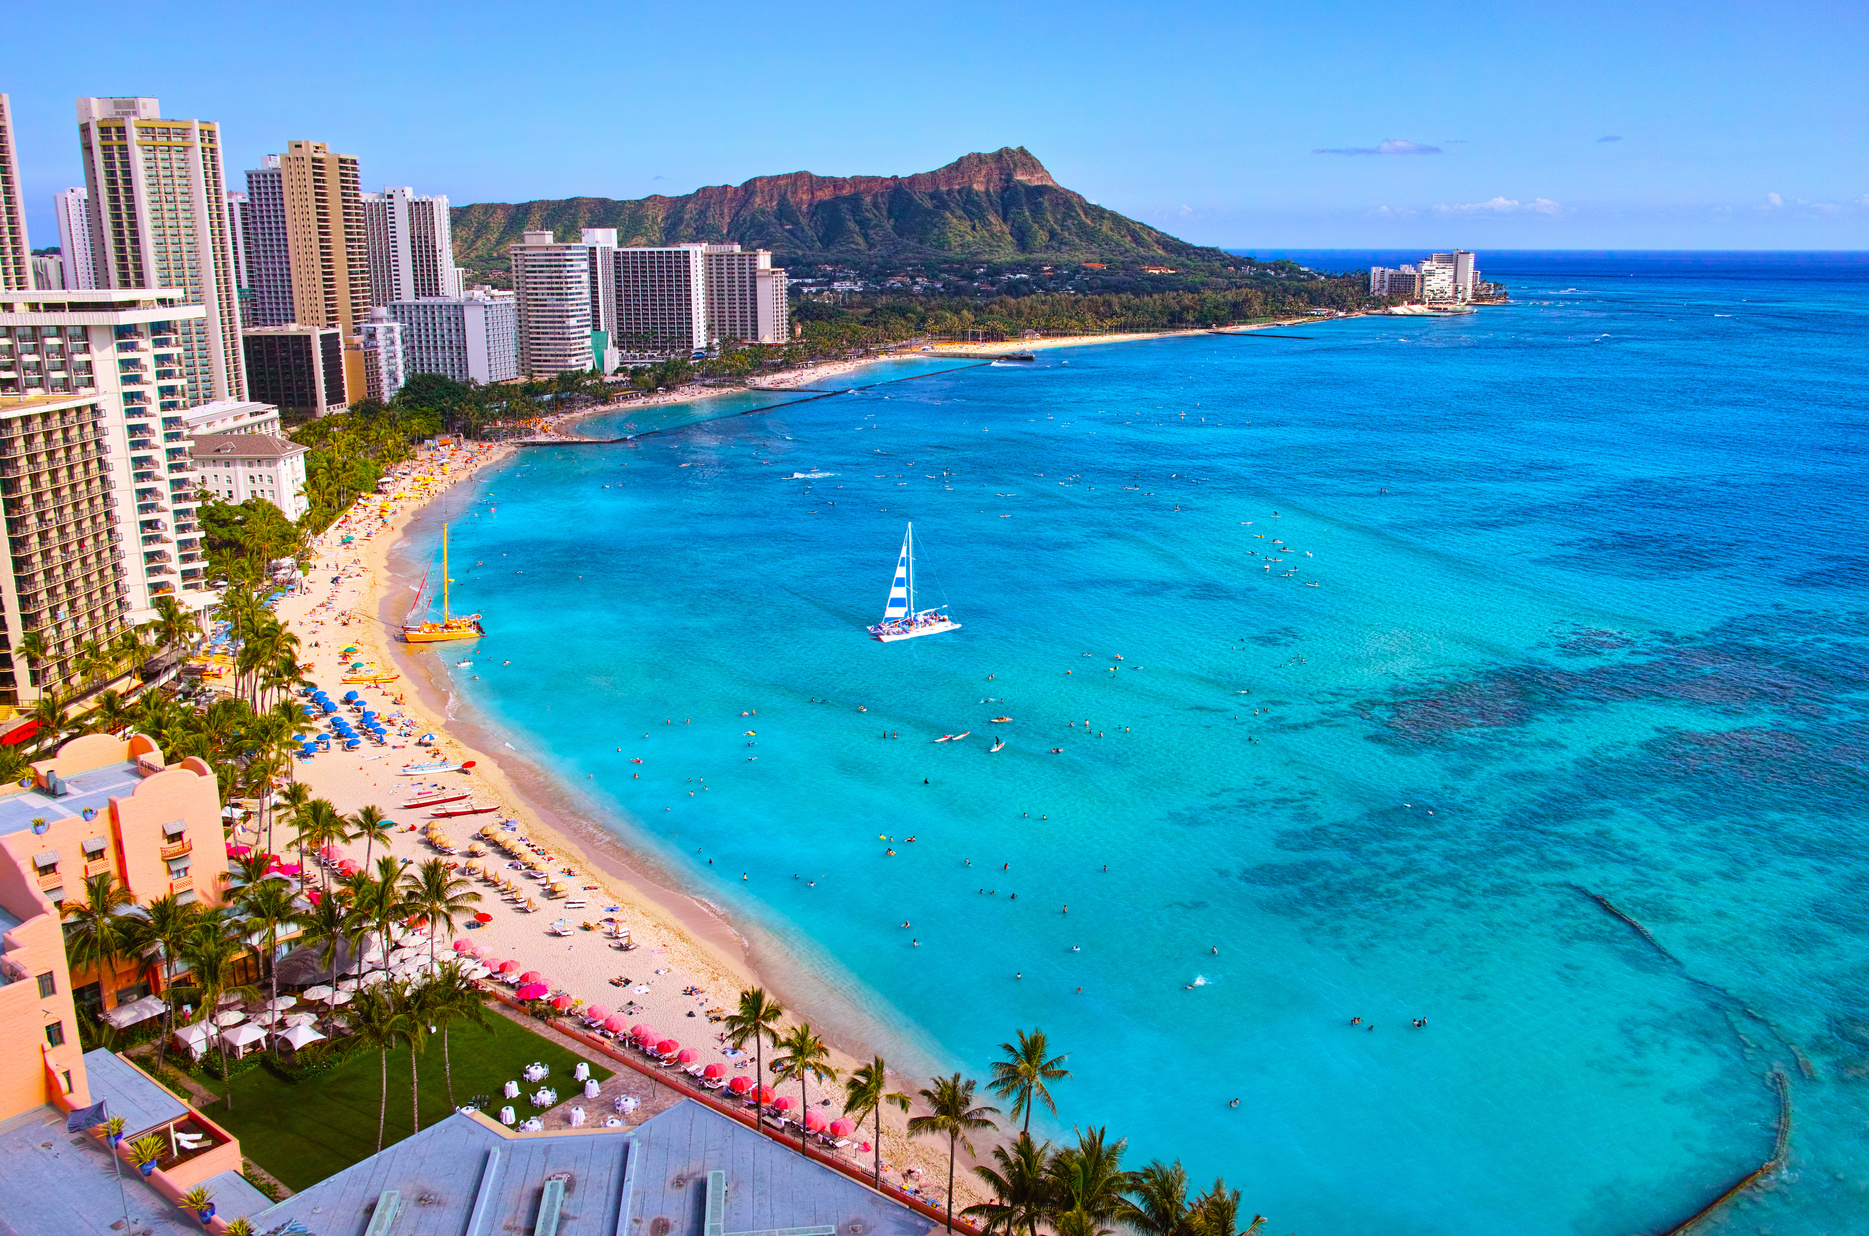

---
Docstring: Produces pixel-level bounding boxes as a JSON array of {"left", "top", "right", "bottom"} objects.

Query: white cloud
[
  {"left": 1761, "top": 192, "right": 1784, "bottom": 210},
  {"left": 1371, "top": 205, "right": 1419, "bottom": 218},
  {"left": 1433, "top": 196, "right": 1566, "bottom": 216},
  {"left": 1313, "top": 138, "right": 1442, "bottom": 156}
]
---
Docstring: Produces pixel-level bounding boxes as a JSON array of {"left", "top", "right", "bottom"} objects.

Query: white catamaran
[{"left": 868, "top": 523, "right": 960, "bottom": 642}]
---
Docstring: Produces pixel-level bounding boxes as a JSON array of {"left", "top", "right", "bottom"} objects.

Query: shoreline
[{"left": 278, "top": 436, "right": 974, "bottom": 1205}]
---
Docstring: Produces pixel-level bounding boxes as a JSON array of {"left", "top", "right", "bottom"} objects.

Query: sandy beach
[{"left": 255, "top": 434, "right": 978, "bottom": 1208}]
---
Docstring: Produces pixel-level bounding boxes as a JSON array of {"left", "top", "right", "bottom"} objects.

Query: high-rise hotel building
[
  {"left": 53, "top": 188, "right": 97, "bottom": 292},
  {"left": 703, "top": 244, "right": 789, "bottom": 346},
  {"left": 241, "top": 155, "right": 292, "bottom": 327},
  {"left": 508, "top": 231, "right": 593, "bottom": 377},
  {"left": 279, "top": 141, "right": 369, "bottom": 337},
  {"left": 363, "top": 187, "right": 460, "bottom": 306},
  {"left": 0, "top": 95, "right": 30, "bottom": 293},
  {"left": 75, "top": 98, "right": 245, "bottom": 407},
  {"left": 0, "top": 286, "right": 215, "bottom": 704}
]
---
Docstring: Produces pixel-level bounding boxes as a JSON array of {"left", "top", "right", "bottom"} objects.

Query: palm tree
[
  {"left": 129, "top": 893, "right": 203, "bottom": 1073},
  {"left": 404, "top": 857, "right": 480, "bottom": 969},
  {"left": 294, "top": 892, "right": 353, "bottom": 979},
  {"left": 295, "top": 798, "right": 346, "bottom": 890},
  {"left": 426, "top": 964, "right": 492, "bottom": 1109},
  {"left": 28, "top": 690, "right": 69, "bottom": 756},
  {"left": 148, "top": 594, "right": 194, "bottom": 662},
  {"left": 349, "top": 984, "right": 409, "bottom": 1151},
  {"left": 1122, "top": 1161, "right": 1192, "bottom": 1236},
  {"left": 274, "top": 780, "right": 311, "bottom": 857},
  {"left": 348, "top": 805, "right": 394, "bottom": 870},
  {"left": 76, "top": 639, "right": 111, "bottom": 694},
  {"left": 238, "top": 879, "right": 298, "bottom": 1056},
  {"left": 770, "top": 1022, "right": 837, "bottom": 1152},
  {"left": 843, "top": 1056, "right": 910, "bottom": 1187},
  {"left": 400, "top": 979, "right": 433, "bottom": 1135},
  {"left": 173, "top": 914, "right": 259, "bottom": 1100},
  {"left": 87, "top": 689, "right": 134, "bottom": 737},
  {"left": 1046, "top": 1127, "right": 1130, "bottom": 1236},
  {"left": 989, "top": 1028, "right": 1071, "bottom": 1135},
  {"left": 15, "top": 629, "right": 50, "bottom": 691},
  {"left": 345, "top": 870, "right": 407, "bottom": 988},
  {"left": 61, "top": 873, "right": 136, "bottom": 998},
  {"left": 722, "top": 988, "right": 785, "bottom": 1108},
  {"left": 908, "top": 1074, "right": 999, "bottom": 1232},
  {"left": 1185, "top": 1180, "right": 1264, "bottom": 1236},
  {"left": 965, "top": 1132, "right": 1053, "bottom": 1236}
]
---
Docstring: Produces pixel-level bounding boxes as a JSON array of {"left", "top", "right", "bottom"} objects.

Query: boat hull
[
  {"left": 871, "top": 618, "right": 961, "bottom": 643},
  {"left": 404, "top": 618, "right": 483, "bottom": 644}
]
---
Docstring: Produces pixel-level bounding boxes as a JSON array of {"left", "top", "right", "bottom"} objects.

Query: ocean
[{"left": 395, "top": 253, "right": 1869, "bottom": 1234}]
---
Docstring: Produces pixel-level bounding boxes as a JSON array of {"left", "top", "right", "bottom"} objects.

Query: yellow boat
[{"left": 403, "top": 523, "right": 483, "bottom": 644}]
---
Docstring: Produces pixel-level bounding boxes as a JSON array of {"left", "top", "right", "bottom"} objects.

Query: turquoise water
[{"left": 405, "top": 259, "right": 1869, "bottom": 1234}]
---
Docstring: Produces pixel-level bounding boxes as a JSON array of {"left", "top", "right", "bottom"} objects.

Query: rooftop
[
  {"left": 0, "top": 1105, "right": 200, "bottom": 1236},
  {"left": 0, "top": 760, "right": 142, "bottom": 838},
  {"left": 253, "top": 1099, "right": 934, "bottom": 1236},
  {"left": 191, "top": 433, "right": 307, "bottom": 460},
  {"left": 82, "top": 1047, "right": 188, "bottom": 1139}
]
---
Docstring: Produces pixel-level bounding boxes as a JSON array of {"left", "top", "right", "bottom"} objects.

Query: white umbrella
[
  {"left": 213, "top": 1010, "right": 247, "bottom": 1028},
  {"left": 336, "top": 978, "right": 361, "bottom": 992},
  {"left": 263, "top": 995, "right": 298, "bottom": 1012},
  {"left": 253, "top": 1011, "right": 283, "bottom": 1028},
  {"left": 326, "top": 990, "right": 353, "bottom": 1006},
  {"left": 284, "top": 1012, "right": 319, "bottom": 1027},
  {"left": 302, "top": 984, "right": 334, "bottom": 1001}
]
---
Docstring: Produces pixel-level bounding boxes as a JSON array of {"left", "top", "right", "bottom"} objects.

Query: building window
[
  {"left": 44, "top": 1021, "right": 65, "bottom": 1048},
  {"left": 36, "top": 972, "right": 55, "bottom": 997},
  {"left": 61, "top": 1070, "right": 73, "bottom": 1094}
]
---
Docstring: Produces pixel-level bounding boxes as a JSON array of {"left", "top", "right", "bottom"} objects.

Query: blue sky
[{"left": 8, "top": 0, "right": 1865, "bottom": 250}]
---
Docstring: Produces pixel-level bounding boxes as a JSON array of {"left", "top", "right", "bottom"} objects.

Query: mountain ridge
[{"left": 449, "top": 147, "right": 1234, "bottom": 271}]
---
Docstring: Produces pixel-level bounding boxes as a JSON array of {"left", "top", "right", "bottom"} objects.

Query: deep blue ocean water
[{"left": 400, "top": 254, "right": 1869, "bottom": 1234}]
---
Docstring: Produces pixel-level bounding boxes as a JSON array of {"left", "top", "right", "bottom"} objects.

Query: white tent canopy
[
  {"left": 277, "top": 1023, "right": 326, "bottom": 1050},
  {"left": 221, "top": 1022, "right": 267, "bottom": 1055},
  {"left": 101, "top": 995, "right": 166, "bottom": 1028}
]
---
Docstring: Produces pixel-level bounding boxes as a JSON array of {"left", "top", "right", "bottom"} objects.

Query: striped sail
[{"left": 882, "top": 526, "right": 912, "bottom": 619}]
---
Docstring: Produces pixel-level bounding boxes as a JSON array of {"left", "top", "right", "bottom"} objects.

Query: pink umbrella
[
  {"left": 630, "top": 1024, "right": 653, "bottom": 1040},
  {"left": 585, "top": 1005, "right": 611, "bottom": 1022},
  {"left": 320, "top": 844, "right": 341, "bottom": 860},
  {"left": 337, "top": 859, "right": 359, "bottom": 876},
  {"left": 772, "top": 1095, "right": 795, "bottom": 1113},
  {"left": 804, "top": 1110, "right": 827, "bottom": 1132},
  {"left": 603, "top": 1014, "right": 629, "bottom": 1034},
  {"left": 497, "top": 959, "right": 520, "bottom": 974},
  {"left": 452, "top": 939, "right": 475, "bottom": 952},
  {"left": 550, "top": 995, "right": 573, "bottom": 1011},
  {"left": 829, "top": 1118, "right": 855, "bottom": 1138},
  {"left": 727, "top": 1076, "right": 753, "bottom": 1095},
  {"left": 519, "top": 970, "right": 544, "bottom": 985},
  {"left": 655, "top": 1039, "right": 680, "bottom": 1056},
  {"left": 703, "top": 1063, "right": 726, "bottom": 1079},
  {"left": 516, "top": 982, "right": 549, "bottom": 1000},
  {"left": 754, "top": 1084, "right": 775, "bottom": 1104},
  {"left": 676, "top": 1048, "right": 698, "bottom": 1064},
  {"left": 226, "top": 843, "right": 251, "bottom": 857},
  {"left": 277, "top": 862, "right": 304, "bottom": 877}
]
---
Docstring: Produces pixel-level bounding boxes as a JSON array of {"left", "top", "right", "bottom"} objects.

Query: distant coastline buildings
[
  {"left": 507, "top": 232, "right": 790, "bottom": 377},
  {"left": 1370, "top": 250, "right": 1500, "bottom": 304}
]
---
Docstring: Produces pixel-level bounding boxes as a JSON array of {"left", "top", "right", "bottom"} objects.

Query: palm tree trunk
[
  {"left": 444, "top": 1027, "right": 455, "bottom": 1109},
  {"left": 378, "top": 1049, "right": 388, "bottom": 1151},
  {"left": 412, "top": 1046, "right": 420, "bottom": 1135},
  {"left": 946, "top": 1131, "right": 957, "bottom": 1232},
  {"left": 799, "top": 1078, "right": 809, "bottom": 1152},
  {"left": 1023, "top": 1091, "right": 1031, "bottom": 1135},
  {"left": 873, "top": 1109, "right": 883, "bottom": 1186},
  {"left": 219, "top": 1036, "right": 233, "bottom": 1109},
  {"left": 270, "top": 938, "right": 283, "bottom": 1059}
]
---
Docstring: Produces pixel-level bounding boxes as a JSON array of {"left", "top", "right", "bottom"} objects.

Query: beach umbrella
[
  {"left": 703, "top": 1063, "right": 726, "bottom": 1079},
  {"left": 631, "top": 1024, "right": 653, "bottom": 1041},
  {"left": 772, "top": 1095, "right": 794, "bottom": 1113},
  {"left": 804, "top": 1110, "right": 827, "bottom": 1132},
  {"left": 338, "top": 859, "right": 360, "bottom": 876},
  {"left": 754, "top": 1084, "right": 775, "bottom": 1104},
  {"left": 727, "top": 1076, "right": 753, "bottom": 1095},
  {"left": 213, "top": 1010, "right": 247, "bottom": 1027},
  {"left": 263, "top": 995, "right": 298, "bottom": 1012},
  {"left": 519, "top": 970, "right": 543, "bottom": 984},
  {"left": 655, "top": 1039, "right": 680, "bottom": 1056},
  {"left": 516, "top": 982, "right": 549, "bottom": 1000},
  {"left": 829, "top": 1118, "right": 855, "bottom": 1138},
  {"left": 585, "top": 1005, "right": 611, "bottom": 1022},
  {"left": 676, "top": 1048, "right": 698, "bottom": 1064},
  {"left": 496, "top": 959, "right": 520, "bottom": 974},
  {"left": 603, "top": 1014, "right": 628, "bottom": 1034},
  {"left": 550, "top": 995, "right": 573, "bottom": 1011},
  {"left": 302, "top": 985, "right": 334, "bottom": 1002},
  {"left": 326, "top": 990, "right": 353, "bottom": 1006}
]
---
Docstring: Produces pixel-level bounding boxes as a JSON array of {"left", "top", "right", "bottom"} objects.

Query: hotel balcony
[
  {"left": 36, "top": 869, "right": 63, "bottom": 891},
  {"left": 85, "top": 858, "right": 114, "bottom": 878},
  {"left": 168, "top": 876, "right": 193, "bottom": 896},
  {"left": 159, "top": 838, "right": 191, "bottom": 861}
]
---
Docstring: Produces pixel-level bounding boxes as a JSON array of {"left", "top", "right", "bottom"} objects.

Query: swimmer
[
  {"left": 1228, "top": 1098, "right": 1240, "bottom": 1109},
  {"left": 1350, "top": 1017, "right": 1361, "bottom": 1026}
]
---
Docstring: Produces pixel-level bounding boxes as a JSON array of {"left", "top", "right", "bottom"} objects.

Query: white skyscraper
[
  {"left": 610, "top": 243, "right": 709, "bottom": 358},
  {"left": 53, "top": 188, "right": 96, "bottom": 290},
  {"left": 509, "top": 231, "right": 594, "bottom": 377},
  {"left": 387, "top": 292, "right": 518, "bottom": 385},
  {"left": 76, "top": 97, "right": 245, "bottom": 404},
  {"left": 363, "top": 187, "right": 461, "bottom": 306},
  {"left": 0, "top": 95, "right": 28, "bottom": 292},
  {"left": 357, "top": 308, "right": 406, "bottom": 401},
  {"left": 224, "top": 189, "right": 249, "bottom": 323}
]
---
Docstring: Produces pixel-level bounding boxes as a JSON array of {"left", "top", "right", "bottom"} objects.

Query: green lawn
[{"left": 203, "top": 1013, "right": 612, "bottom": 1190}]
